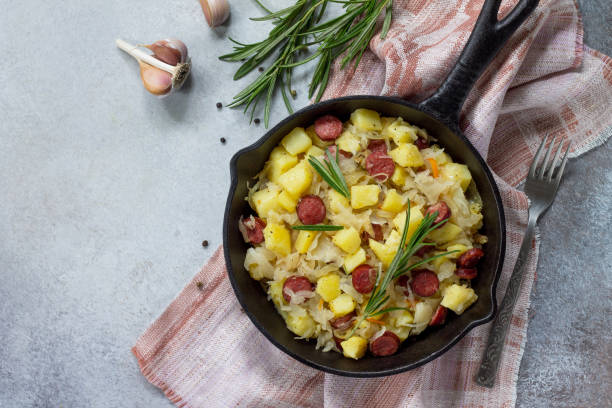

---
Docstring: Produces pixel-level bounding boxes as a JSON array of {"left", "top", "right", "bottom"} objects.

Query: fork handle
[{"left": 475, "top": 215, "right": 536, "bottom": 388}]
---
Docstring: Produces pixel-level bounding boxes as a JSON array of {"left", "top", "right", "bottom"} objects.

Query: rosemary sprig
[
  {"left": 291, "top": 224, "right": 344, "bottom": 231},
  {"left": 308, "top": 149, "right": 350, "bottom": 198},
  {"left": 348, "top": 205, "right": 458, "bottom": 336},
  {"left": 220, "top": 0, "right": 393, "bottom": 126}
]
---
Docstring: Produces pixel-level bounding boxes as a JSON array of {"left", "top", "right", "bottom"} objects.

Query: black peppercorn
[
  {"left": 258, "top": 67, "right": 264, "bottom": 72},
  {"left": 216, "top": 102, "right": 222, "bottom": 109},
  {"left": 254, "top": 118, "right": 261, "bottom": 125},
  {"left": 202, "top": 240, "right": 209, "bottom": 247},
  {"left": 196, "top": 281, "right": 204, "bottom": 290},
  {"left": 220, "top": 137, "right": 226, "bottom": 144}
]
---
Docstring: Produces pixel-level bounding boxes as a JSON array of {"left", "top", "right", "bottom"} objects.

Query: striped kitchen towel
[{"left": 132, "top": 0, "right": 612, "bottom": 406}]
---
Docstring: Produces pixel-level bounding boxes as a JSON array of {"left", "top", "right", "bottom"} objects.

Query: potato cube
[
  {"left": 390, "top": 143, "right": 425, "bottom": 168},
  {"left": 268, "top": 279, "right": 286, "bottom": 309},
  {"left": 278, "top": 190, "right": 298, "bottom": 213},
  {"left": 330, "top": 293, "right": 355, "bottom": 317},
  {"left": 269, "top": 145, "right": 298, "bottom": 166},
  {"left": 369, "top": 238, "right": 397, "bottom": 268},
  {"left": 393, "top": 207, "right": 424, "bottom": 240},
  {"left": 413, "top": 302, "right": 434, "bottom": 324},
  {"left": 281, "top": 127, "right": 312, "bottom": 155},
  {"left": 380, "top": 189, "right": 406, "bottom": 213},
  {"left": 252, "top": 188, "right": 281, "bottom": 218},
  {"left": 350, "top": 185, "right": 381, "bottom": 209},
  {"left": 390, "top": 166, "right": 407, "bottom": 187},
  {"left": 316, "top": 274, "right": 341, "bottom": 302},
  {"left": 306, "top": 145, "right": 325, "bottom": 158},
  {"left": 336, "top": 130, "right": 362, "bottom": 154},
  {"left": 278, "top": 161, "right": 312, "bottom": 198},
  {"left": 440, "top": 163, "right": 472, "bottom": 191},
  {"left": 383, "top": 119, "right": 418, "bottom": 145},
  {"left": 332, "top": 227, "right": 361, "bottom": 254},
  {"left": 441, "top": 284, "right": 478, "bottom": 314},
  {"left": 390, "top": 326, "right": 411, "bottom": 342},
  {"left": 263, "top": 223, "right": 291, "bottom": 256},
  {"left": 389, "top": 311, "right": 414, "bottom": 341},
  {"left": 394, "top": 310, "right": 414, "bottom": 326},
  {"left": 285, "top": 311, "right": 316, "bottom": 338},
  {"left": 445, "top": 244, "right": 469, "bottom": 258},
  {"left": 350, "top": 108, "right": 382, "bottom": 132},
  {"left": 341, "top": 336, "right": 368, "bottom": 359},
  {"left": 430, "top": 244, "right": 469, "bottom": 269},
  {"left": 328, "top": 189, "right": 350, "bottom": 213},
  {"left": 427, "top": 222, "right": 462, "bottom": 244},
  {"left": 295, "top": 230, "right": 318, "bottom": 254},
  {"left": 386, "top": 229, "right": 401, "bottom": 248},
  {"left": 343, "top": 248, "right": 366, "bottom": 274},
  {"left": 381, "top": 117, "right": 396, "bottom": 131},
  {"left": 268, "top": 147, "right": 299, "bottom": 183}
]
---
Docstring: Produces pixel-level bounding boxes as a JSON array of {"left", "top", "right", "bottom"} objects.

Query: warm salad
[{"left": 239, "top": 109, "right": 487, "bottom": 359}]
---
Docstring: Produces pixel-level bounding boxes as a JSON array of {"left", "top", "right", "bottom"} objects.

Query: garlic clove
[
  {"left": 139, "top": 61, "right": 173, "bottom": 96},
  {"left": 146, "top": 39, "right": 188, "bottom": 66},
  {"left": 200, "top": 0, "right": 230, "bottom": 27},
  {"left": 116, "top": 38, "right": 191, "bottom": 96}
]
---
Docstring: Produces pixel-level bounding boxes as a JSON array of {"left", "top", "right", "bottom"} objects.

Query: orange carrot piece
[
  {"left": 366, "top": 317, "right": 386, "bottom": 325},
  {"left": 426, "top": 157, "right": 439, "bottom": 178}
]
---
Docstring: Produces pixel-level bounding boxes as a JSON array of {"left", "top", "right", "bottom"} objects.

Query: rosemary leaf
[
  {"left": 291, "top": 224, "right": 344, "bottom": 231},
  {"left": 308, "top": 154, "right": 350, "bottom": 198},
  {"left": 348, "top": 202, "right": 463, "bottom": 336},
  {"left": 220, "top": 0, "right": 393, "bottom": 126}
]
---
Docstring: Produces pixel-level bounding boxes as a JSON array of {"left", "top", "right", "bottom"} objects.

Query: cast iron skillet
[{"left": 223, "top": 0, "right": 538, "bottom": 377}]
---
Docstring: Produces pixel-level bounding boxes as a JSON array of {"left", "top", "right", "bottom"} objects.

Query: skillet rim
[{"left": 223, "top": 95, "right": 505, "bottom": 377}]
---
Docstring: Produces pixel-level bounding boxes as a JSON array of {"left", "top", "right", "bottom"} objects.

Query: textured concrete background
[{"left": 0, "top": 0, "right": 610, "bottom": 407}]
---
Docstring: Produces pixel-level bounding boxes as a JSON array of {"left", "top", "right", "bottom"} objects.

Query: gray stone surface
[{"left": 0, "top": 0, "right": 609, "bottom": 407}]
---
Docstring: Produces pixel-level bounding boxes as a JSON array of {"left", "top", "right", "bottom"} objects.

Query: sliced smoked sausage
[
  {"left": 370, "top": 331, "right": 400, "bottom": 357},
  {"left": 314, "top": 115, "right": 343, "bottom": 141},
  {"left": 240, "top": 215, "right": 266, "bottom": 244},
  {"left": 367, "top": 139, "right": 387, "bottom": 153},
  {"left": 366, "top": 151, "right": 395, "bottom": 182},
  {"left": 409, "top": 269, "right": 439, "bottom": 297},
  {"left": 371, "top": 224, "right": 384, "bottom": 241},
  {"left": 352, "top": 264, "right": 377, "bottom": 294},
  {"left": 455, "top": 267, "right": 478, "bottom": 279},
  {"left": 361, "top": 224, "right": 384, "bottom": 244},
  {"left": 457, "top": 248, "right": 485, "bottom": 268},
  {"left": 396, "top": 274, "right": 410, "bottom": 296},
  {"left": 330, "top": 311, "right": 356, "bottom": 330},
  {"left": 297, "top": 195, "right": 326, "bottom": 225},
  {"left": 415, "top": 137, "right": 429, "bottom": 150},
  {"left": 282, "top": 276, "right": 314, "bottom": 304},
  {"left": 333, "top": 336, "right": 344, "bottom": 351},
  {"left": 425, "top": 201, "right": 451, "bottom": 225},
  {"left": 429, "top": 305, "right": 447, "bottom": 326},
  {"left": 415, "top": 243, "right": 434, "bottom": 257}
]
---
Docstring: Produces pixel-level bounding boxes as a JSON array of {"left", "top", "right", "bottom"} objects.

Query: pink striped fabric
[{"left": 133, "top": 0, "right": 612, "bottom": 406}]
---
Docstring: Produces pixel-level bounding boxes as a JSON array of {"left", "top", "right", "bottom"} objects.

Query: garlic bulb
[
  {"left": 199, "top": 0, "right": 230, "bottom": 27},
  {"left": 116, "top": 38, "right": 191, "bottom": 96}
]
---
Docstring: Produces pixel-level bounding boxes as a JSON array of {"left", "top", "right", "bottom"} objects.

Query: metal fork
[{"left": 475, "top": 135, "right": 571, "bottom": 388}]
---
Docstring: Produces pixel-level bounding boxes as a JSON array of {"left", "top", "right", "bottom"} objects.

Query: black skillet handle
[{"left": 419, "top": 0, "right": 539, "bottom": 126}]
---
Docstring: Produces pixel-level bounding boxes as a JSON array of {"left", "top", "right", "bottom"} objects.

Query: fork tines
[{"left": 529, "top": 134, "right": 572, "bottom": 183}]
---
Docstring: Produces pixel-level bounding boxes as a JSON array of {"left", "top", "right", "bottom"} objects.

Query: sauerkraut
[{"left": 240, "top": 109, "right": 486, "bottom": 360}]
